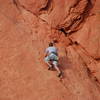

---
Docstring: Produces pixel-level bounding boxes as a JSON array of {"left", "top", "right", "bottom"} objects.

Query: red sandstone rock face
[
  {"left": 18, "top": 0, "right": 100, "bottom": 58},
  {"left": 19, "top": 0, "right": 88, "bottom": 29},
  {"left": 0, "top": 0, "right": 100, "bottom": 100},
  {"left": 18, "top": 0, "right": 48, "bottom": 14}
]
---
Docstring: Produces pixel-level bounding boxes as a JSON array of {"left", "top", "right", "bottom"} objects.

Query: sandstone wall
[{"left": 0, "top": 0, "right": 100, "bottom": 100}]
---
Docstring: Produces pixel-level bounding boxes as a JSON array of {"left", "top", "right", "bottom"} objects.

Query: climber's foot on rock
[
  {"left": 48, "top": 65, "right": 53, "bottom": 70},
  {"left": 57, "top": 72, "right": 62, "bottom": 77},
  {"left": 48, "top": 67, "right": 51, "bottom": 70}
]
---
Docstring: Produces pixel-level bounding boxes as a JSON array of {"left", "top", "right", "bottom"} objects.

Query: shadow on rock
[{"left": 59, "top": 56, "right": 73, "bottom": 79}]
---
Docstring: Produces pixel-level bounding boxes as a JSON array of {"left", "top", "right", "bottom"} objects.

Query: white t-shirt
[{"left": 46, "top": 46, "right": 57, "bottom": 54}]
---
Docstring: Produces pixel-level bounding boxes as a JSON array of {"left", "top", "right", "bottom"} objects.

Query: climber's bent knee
[{"left": 52, "top": 61, "right": 58, "bottom": 66}]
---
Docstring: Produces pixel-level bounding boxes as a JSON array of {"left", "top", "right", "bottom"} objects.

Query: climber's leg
[
  {"left": 44, "top": 56, "right": 52, "bottom": 70},
  {"left": 53, "top": 61, "right": 62, "bottom": 77}
]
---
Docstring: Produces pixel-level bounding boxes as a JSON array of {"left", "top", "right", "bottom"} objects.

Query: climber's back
[{"left": 46, "top": 46, "right": 58, "bottom": 55}]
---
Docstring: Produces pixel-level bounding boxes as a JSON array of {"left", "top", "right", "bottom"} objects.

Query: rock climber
[{"left": 44, "top": 42, "right": 62, "bottom": 77}]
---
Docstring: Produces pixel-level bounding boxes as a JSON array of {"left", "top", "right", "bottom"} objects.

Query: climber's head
[{"left": 49, "top": 42, "right": 54, "bottom": 47}]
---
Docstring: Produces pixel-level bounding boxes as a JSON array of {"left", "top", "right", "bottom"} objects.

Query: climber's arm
[{"left": 45, "top": 49, "right": 49, "bottom": 57}]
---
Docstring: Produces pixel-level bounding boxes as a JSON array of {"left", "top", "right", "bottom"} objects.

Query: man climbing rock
[{"left": 44, "top": 42, "right": 62, "bottom": 77}]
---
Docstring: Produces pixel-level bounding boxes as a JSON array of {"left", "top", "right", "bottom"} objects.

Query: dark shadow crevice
[
  {"left": 57, "top": 0, "right": 95, "bottom": 36},
  {"left": 12, "top": 0, "right": 21, "bottom": 11},
  {"left": 39, "top": 0, "right": 53, "bottom": 14}
]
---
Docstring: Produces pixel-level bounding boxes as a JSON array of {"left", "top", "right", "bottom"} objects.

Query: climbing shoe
[
  {"left": 57, "top": 72, "right": 62, "bottom": 77},
  {"left": 48, "top": 67, "right": 51, "bottom": 70},
  {"left": 48, "top": 65, "right": 53, "bottom": 70}
]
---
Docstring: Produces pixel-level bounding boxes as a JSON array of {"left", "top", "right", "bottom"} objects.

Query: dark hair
[{"left": 49, "top": 42, "right": 53, "bottom": 47}]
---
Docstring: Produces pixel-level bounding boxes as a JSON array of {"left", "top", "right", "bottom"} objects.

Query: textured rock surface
[
  {"left": 19, "top": 0, "right": 88, "bottom": 29},
  {"left": 0, "top": 0, "right": 100, "bottom": 100}
]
